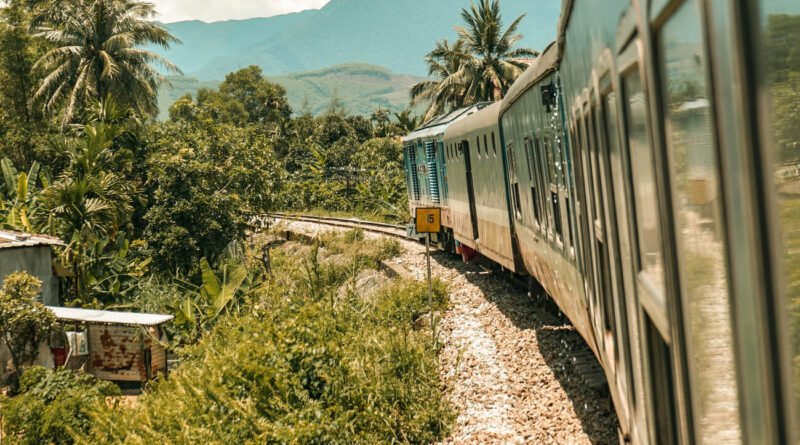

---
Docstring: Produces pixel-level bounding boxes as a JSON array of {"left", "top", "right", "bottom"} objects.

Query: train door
[
  {"left": 438, "top": 141, "right": 448, "bottom": 204},
  {"left": 587, "top": 103, "right": 616, "bottom": 355},
  {"left": 461, "top": 139, "right": 480, "bottom": 239},
  {"left": 598, "top": 70, "right": 639, "bottom": 428},
  {"left": 578, "top": 107, "right": 605, "bottom": 350}
]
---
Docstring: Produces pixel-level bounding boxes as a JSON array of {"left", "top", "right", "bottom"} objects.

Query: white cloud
[{"left": 150, "top": 0, "right": 331, "bottom": 23}]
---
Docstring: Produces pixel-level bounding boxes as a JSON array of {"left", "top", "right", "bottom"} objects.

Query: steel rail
[{"left": 270, "top": 213, "right": 411, "bottom": 240}]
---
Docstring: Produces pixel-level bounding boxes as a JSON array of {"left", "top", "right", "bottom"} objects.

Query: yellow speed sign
[{"left": 415, "top": 207, "right": 441, "bottom": 234}]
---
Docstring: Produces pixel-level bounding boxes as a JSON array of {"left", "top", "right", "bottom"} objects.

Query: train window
[
  {"left": 492, "top": 132, "right": 497, "bottom": 156},
  {"left": 524, "top": 137, "right": 534, "bottom": 181},
  {"left": 659, "top": 0, "right": 742, "bottom": 442},
  {"left": 508, "top": 143, "right": 522, "bottom": 219},
  {"left": 758, "top": 0, "right": 800, "bottom": 437},
  {"left": 552, "top": 191, "right": 563, "bottom": 238},
  {"left": 624, "top": 72, "right": 664, "bottom": 294}
]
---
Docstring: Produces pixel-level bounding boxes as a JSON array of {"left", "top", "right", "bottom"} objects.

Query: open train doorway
[{"left": 461, "top": 140, "right": 480, "bottom": 239}]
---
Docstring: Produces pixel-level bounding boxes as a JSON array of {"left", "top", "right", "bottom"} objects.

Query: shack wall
[
  {"left": 86, "top": 324, "right": 167, "bottom": 381},
  {"left": 0, "top": 246, "right": 59, "bottom": 306}
]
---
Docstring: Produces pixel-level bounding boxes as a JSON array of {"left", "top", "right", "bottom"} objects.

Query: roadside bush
[
  {"left": 0, "top": 367, "right": 120, "bottom": 445},
  {"left": 78, "top": 232, "right": 453, "bottom": 444}
]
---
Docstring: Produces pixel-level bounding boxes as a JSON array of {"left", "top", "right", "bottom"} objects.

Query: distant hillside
[
  {"left": 153, "top": 0, "right": 561, "bottom": 80},
  {"left": 157, "top": 63, "right": 426, "bottom": 119}
]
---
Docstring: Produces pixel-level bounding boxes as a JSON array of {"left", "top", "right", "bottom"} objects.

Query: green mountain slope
[
  {"left": 157, "top": 63, "right": 426, "bottom": 119},
  {"left": 154, "top": 0, "right": 561, "bottom": 79}
]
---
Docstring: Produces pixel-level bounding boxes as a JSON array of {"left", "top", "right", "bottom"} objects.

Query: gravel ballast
[{"left": 278, "top": 220, "right": 619, "bottom": 444}]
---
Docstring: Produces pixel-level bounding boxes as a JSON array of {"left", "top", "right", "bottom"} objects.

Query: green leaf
[
  {"left": 16, "top": 172, "right": 28, "bottom": 202},
  {"left": 199, "top": 257, "right": 221, "bottom": 301},
  {"left": 213, "top": 264, "right": 249, "bottom": 316},
  {"left": 1, "top": 158, "right": 17, "bottom": 196}
]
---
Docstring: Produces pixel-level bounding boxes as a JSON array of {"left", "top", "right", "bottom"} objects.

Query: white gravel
[{"left": 276, "top": 220, "right": 619, "bottom": 445}]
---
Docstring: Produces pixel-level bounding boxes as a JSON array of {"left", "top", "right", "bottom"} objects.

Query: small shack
[
  {"left": 47, "top": 307, "right": 173, "bottom": 382},
  {"left": 0, "top": 231, "right": 63, "bottom": 306}
]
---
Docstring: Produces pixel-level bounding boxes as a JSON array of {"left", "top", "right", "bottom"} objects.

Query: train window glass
[
  {"left": 758, "top": 0, "right": 800, "bottom": 436},
  {"left": 492, "top": 132, "right": 497, "bottom": 156},
  {"left": 524, "top": 138, "right": 534, "bottom": 181},
  {"left": 624, "top": 72, "right": 665, "bottom": 293},
  {"left": 508, "top": 143, "right": 522, "bottom": 219},
  {"left": 552, "top": 191, "right": 563, "bottom": 238},
  {"left": 659, "top": 1, "right": 742, "bottom": 442},
  {"left": 565, "top": 196, "right": 573, "bottom": 249}
]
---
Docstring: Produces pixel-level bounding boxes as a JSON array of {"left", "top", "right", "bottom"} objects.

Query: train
[{"left": 402, "top": 0, "right": 800, "bottom": 444}]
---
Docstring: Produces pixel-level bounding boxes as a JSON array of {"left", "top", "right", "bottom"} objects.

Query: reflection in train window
[
  {"left": 625, "top": 73, "right": 664, "bottom": 293},
  {"left": 658, "top": 0, "right": 742, "bottom": 442},
  {"left": 758, "top": 0, "right": 800, "bottom": 438}
]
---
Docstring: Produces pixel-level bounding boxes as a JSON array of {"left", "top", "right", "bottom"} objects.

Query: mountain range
[
  {"left": 157, "top": 63, "right": 428, "bottom": 119},
  {"left": 153, "top": 0, "right": 561, "bottom": 80}
]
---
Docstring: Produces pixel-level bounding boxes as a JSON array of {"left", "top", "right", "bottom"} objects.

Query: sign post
[{"left": 415, "top": 207, "right": 441, "bottom": 345}]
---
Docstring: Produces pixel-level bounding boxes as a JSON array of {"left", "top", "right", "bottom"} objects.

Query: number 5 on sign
[
  {"left": 414, "top": 207, "right": 440, "bottom": 347},
  {"left": 415, "top": 207, "right": 441, "bottom": 234}
]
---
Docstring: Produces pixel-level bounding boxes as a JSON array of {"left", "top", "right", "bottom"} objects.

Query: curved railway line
[
  {"left": 274, "top": 216, "right": 620, "bottom": 444},
  {"left": 270, "top": 213, "right": 410, "bottom": 240}
]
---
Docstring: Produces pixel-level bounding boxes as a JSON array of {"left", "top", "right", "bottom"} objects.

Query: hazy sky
[{"left": 150, "top": 0, "right": 332, "bottom": 23}]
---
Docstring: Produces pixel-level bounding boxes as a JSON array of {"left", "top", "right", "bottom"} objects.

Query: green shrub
[
  {"left": 0, "top": 367, "right": 120, "bottom": 445},
  {"left": 77, "top": 238, "right": 452, "bottom": 444}
]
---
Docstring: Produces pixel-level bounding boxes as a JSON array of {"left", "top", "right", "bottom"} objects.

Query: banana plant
[
  {"left": 169, "top": 257, "right": 255, "bottom": 339},
  {"left": 0, "top": 158, "right": 47, "bottom": 232}
]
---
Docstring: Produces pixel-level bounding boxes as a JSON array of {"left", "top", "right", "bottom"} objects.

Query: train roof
[
  {"left": 499, "top": 40, "right": 561, "bottom": 116},
  {"left": 444, "top": 102, "right": 502, "bottom": 141},
  {"left": 402, "top": 102, "right": 492, "bottom": 142}
]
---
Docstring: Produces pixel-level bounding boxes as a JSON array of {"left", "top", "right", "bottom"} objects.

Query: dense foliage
[
  {"left": 77, "top": 231, "right": 452, "bottom": 444},
  {"left": 0, "top": 273, "right": 57, "bottom": 392},
  {"left": 0, "top": 366, "right": 120, "bottom": 444},
  {"left": 0, "top": 0, "right": 454, "bottom": 442}
]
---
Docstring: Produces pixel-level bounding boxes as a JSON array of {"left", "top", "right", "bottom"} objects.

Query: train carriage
[
  {"left": 405, "top": 0, "right": 800, "bottom": 443},
  {"left": 403, "top": 104, "right": 490, "bottom": 245},
  {"left": 444, "top": 103, "right": 521, "bottom": 272}
]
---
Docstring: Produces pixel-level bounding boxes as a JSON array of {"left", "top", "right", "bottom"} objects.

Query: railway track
[{"left": 270, "top": 213, "right": 411, "bottom": 240}]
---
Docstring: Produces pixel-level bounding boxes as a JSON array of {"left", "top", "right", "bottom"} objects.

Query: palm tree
[
  {"left": 411, "top": 38, "right": 470, "bottom": 122},
  {"left": 394, "top": 109, "right": 419, "bottom": 133},
  {"left": 38, "top": 120, "right": 138, "bottom": 301},
  {"left": 31, "top": 0, "right": 180, "bottom": 127},
  {"left": 411, "top": 0, "right": 539, "bottom": 122}
]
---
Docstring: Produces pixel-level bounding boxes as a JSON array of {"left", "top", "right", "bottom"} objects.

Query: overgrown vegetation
[
  {"left": 1, "top": 366, "right": 120, "bottom": 445},
  {"left": 90, "top": 231, "right": 448, "bottom": 443}
]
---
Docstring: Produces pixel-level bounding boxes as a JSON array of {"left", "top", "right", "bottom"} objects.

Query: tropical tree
[
  {"left": 411, "top": 38, "right": 470, "bottom": 122},
  {"left": 38, "top": 121, "right": 139, "bottom": 302},
  {"left": 394, "top": 109, "right": 419, "bottom": 133},
  {"left": 0, "top": 272, "right": 57, "bottom": 392},
  {"left": 411, "top": 0, "right": 538, "bottom": 121},
  {"left": 30, "top": 0, "right": 180, "bottom": 127}
]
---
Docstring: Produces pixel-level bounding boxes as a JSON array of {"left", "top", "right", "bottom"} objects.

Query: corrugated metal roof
[
  {"left": 0, "top": 231, "right": 64, "bottom": 249},
  {"left": 402, "top": 102, "right": 493, "bottom": 142},
  {"left": 444, "top": 102, "right": 502, "bottom": 141},
  {"left": 47, "top": 306, "right": 174, "bottom": 326}
]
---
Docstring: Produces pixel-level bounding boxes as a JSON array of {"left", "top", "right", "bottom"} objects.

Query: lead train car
[
  {"left": 407, "top": 0, "right": 800, "bottom": 443},
  {"left": 403, "top": 103, "right": 491, "bottom": 246}
]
